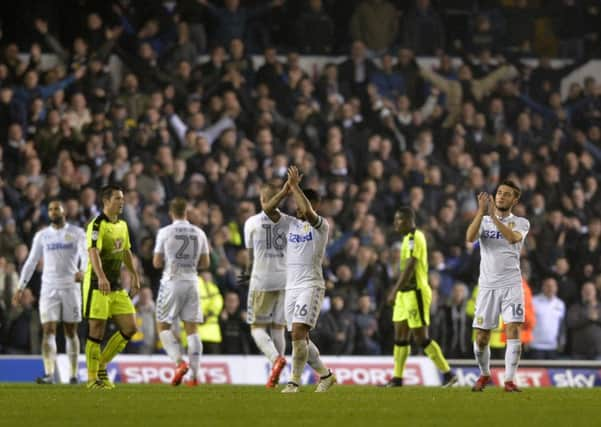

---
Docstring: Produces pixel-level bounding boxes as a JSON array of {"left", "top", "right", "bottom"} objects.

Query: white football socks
[
  {"left": 473, "top": 341, "right": 491, "bottom": 376},
  {"left": 291, "top": 340, "right": 308, "bottom": 384},
  {"left": 159, "top": 330, "right": 183, "bottom": 364},
  {"left": 307, "top": 340, "right": 329, "bottom": 377},
  {"left": 187, "top": 333, "right": 202, "bottom": 380},
  {"left": 504, "top": 339, "right": 522, "bottom": 382},
  {"left": 65, "top": 335, "right": 80, "bottom": 378},
  {"left": 251, "top": 327, "right": 279, "bottom": 363},
  {"left": 42, "top": 334, "right": 57, "bottom": 376},
  {"left": 271, "top": 328, "right": 286, "bottom": 356}
]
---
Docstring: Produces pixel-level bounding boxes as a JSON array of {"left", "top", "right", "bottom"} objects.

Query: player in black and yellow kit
[
  {"left": 385, "top": 207, "right": 457, "bottom": 387},
  {"left": 84, "top": 185, "right": 140, "bottom": 389}
]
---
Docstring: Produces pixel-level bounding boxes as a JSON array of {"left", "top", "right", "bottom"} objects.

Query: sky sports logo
[
  {"left": 273, "top": 362, "right": 424, "bottom": 386},
  {"left": 452, "top": 367, "right": 601, "bottom": 388},
  {"left": 78, "top": 361, "right": 231, "bottom": 384}
]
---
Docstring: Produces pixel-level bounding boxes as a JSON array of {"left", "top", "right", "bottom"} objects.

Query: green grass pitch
[{"left": 1, "top": 384, "right": 599, "bottom": 427}]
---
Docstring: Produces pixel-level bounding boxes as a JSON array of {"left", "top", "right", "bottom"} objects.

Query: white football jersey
[
  {"left": 284, "top": 215, "right": 329, "bottom": 290},
  {"left": 478, "top": 214, "right": 530, "bottom": 289},
  {"left": 154, "top": 220, "right": 210, "bottom": 282},
  {"left": 244, "top": 211, "right": 288, "bottom": 291},
  {"left": 19, "top": 223, "right": 87, "bottom": 290}
]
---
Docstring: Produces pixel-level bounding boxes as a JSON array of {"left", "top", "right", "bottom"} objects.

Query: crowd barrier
[{"left": 2, "top": 355, "right": 601, "bottom": 388}]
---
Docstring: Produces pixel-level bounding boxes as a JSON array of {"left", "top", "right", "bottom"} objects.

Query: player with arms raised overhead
[
  {"left": 271, "top": 166, "right": 336, "bottom": 393},
  {"left": 385, "top": 207, "right": 457, "bottom": 387},
  {"left": 14, "top": 199, "right": 87, "bottom": 384},
  {"left": 153, "top": 197, "right": 210, "bottom": 387},
  {"left": 242, "top": 183, "right": 289, "bottom": 388},
  {"left": 466, "top": 180, "right": 530, "bottom": 392},
  {"left": 84, "top": 185, "right": 141, "bottom": 389}
]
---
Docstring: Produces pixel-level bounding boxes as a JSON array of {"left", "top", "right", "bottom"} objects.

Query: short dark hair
[
  {"left": 101, "top": 185, "right": 122, "bottom": 202},
  {"left": 303, "top": 188, "right": 321, "bottom": 203},
  {"left": 498, "top": 180, "right": 521, "bottom": 199},
  {"left": 47, "top": 197, "right": 63, "bottom": 206},
  {"left": 396, "top": 206, "right": 415, "bottom": 221},
  {"left": 169, "top": 197, "right": 188, "bottom": 217}
]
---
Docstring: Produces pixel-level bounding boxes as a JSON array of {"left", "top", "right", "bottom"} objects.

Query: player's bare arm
[
  {"left": 123, "top": 249, "right": 140, "bottom": 297},
  {"left": 198, "top": 253, "right": 210, "bottom": 270},
  {"left": 262, "top": 182, "right": 291, "bottom": 222},
  {"left": 466, "top": 192, "right": 489, "bottom": 242},
  {"left": 386, "top": 257, "right": 417, "bottom": 304},
  {"left": 288, "top": 166, "right": 319, "bottom": 226},
  {"left": 152, "top": 252, "right": 164, "bottom": 269},
  {"left": 89, "top": 247, "right": 110, "bottom": 295},
  {"left": 488, "top": 197, "right": 522, "bottom": 244}
]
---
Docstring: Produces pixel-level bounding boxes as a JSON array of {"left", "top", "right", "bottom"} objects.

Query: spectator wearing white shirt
[{"left": 528, "top": 278, "right": 566, "bottom": 359}]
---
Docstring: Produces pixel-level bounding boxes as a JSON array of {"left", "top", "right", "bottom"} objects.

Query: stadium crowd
[{"left": 1, "top": 0, "right": 601, "bottom": 360}]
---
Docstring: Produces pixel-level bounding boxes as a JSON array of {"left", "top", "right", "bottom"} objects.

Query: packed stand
[{"left": 1, "top": 0, "right": 601, "bottom": 359}]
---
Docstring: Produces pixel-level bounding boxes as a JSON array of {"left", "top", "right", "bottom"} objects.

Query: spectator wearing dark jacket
[
  {"left": 295, "top": 0, "right": 334, "bottom": 54},
  {"left": 314, "top": 293, "right": 355, "bottom": 355},
  {"left": 567, "top": 282, "right": 601, "bottom": 359}
]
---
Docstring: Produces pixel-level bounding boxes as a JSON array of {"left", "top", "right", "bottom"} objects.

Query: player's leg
[
  {"left": 265, "top": 290, "right": 288, "bottom": 387},
  {"left": 471, "top": 288, "right": 499, "bottom": 391},
  {"left": 389, "top": 290, "right": 410, "bottom": 387},
  {"left": 181, "top": 281, "right": 203, "bottom": 386},
  {"left": 83, "top": 280, "right": 109, "bottom": 389},
  {"left": 182, "top": 321, "right": 201, "bottom": 386},
  {"left": 157, "top": 281, "right": 186, "bottom": 382},
  {"left": 409, "top": 288, "right": 456, "bottom": 386},
  {"left": 63, "top": 322, "right": 80, "bottom": 384},
  {"left": 284, "top": 321, "right": 310, "bottom": 393},
  {"left": 86, "top": 318, "right": 107, "bottom": 388},
  {"left": 39, "top": 322, "right": 58, "bottom": 384},
  {"left": 62, "top": 286, "right": 82, "bottom": 384},
  {"left": 502, "top": 286, "right": 525, "bottom": 392},
  {"left": 271, "top": 290, "right": 287, "bottom": 356},
  {"left": 248, "top": 290, "right": 280, "bottom": 364},
  {"left": 38, "top": 288, "right": 60, "bottom": 383},
  {"left": 97, "top": 290, "right": 137, "bottom": 387}
]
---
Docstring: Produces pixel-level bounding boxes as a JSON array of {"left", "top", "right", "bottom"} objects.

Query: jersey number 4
[{"left": 262, "top": 224, "right": 286, "bottom": 250}]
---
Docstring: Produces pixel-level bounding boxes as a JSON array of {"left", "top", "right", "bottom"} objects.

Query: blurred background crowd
[{"left": 1, "top": 0, "right": 601, "bottom": 360}]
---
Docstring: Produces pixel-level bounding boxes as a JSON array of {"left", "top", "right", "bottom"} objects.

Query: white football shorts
[
  {"left": 39, "top": 286, "right": 82, "bottom": 324},
  {"left": 246, "top": 289, "right": 286, "bottom": 326},
  {"left": 472, "top": 285, "right": 525, "bottom": 330},
  {"left": 285, "top": 286, "right": 325, "bottom": 331},
  {"left": 156, "top": 280, "right": 203, "bottom": 324}
]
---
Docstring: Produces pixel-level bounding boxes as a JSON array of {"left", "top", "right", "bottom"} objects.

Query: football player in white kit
[
  {"left": 272, "top": 166, "right": 336, "bottom": 393},
  {"left": 243, "top": 183, "right": 290, "bottom": 388},
  {"left": 466, "top": 180, "right": 530, "bottom": 392},
  {"left": 13, "top": 199, "right": 87, "bottom": 384},
  {"left": 153, "top": 198, "right": 210, "bottom": 387}
]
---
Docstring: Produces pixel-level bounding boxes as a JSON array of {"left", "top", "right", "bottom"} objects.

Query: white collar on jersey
[
  {"left": 172, "top": 219, "right": 190, "bottom": 225},
  {"left": 495, "top": 213, "right": 514, "bottom": 221}
]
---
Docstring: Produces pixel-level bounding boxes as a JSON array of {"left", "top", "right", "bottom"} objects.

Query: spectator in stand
[
  {"left": 133, "top": 287, "right": 157, "bottom": 355},
  {"left": 314, "top": 293, "right": 356, "bottom": 355},
  {"left": 567, "top": 282, "right": 601, "bottom": 359},
  {"left": 196, "top": 0, "right": 284, "bottom": 48},
  {"left": 370, "top": 54, "right": 404, "bottom": 101},
  {"left": 529, "top": 277, "right": 566, "bottom": 359},
  {"left": 295, "top": 0, "right": 335, "bottom": 54},
  {"left": 354, "top": 293, "right": 381, "bottom": 355},
  {"left": 402, "top": 0, "right": 446, "bottom": 55},
  {"left": 503, "top": 0, "right": 538, "bottom": 54},
  {"left": 350, "top": 0, "right": 399, "bottom": 55},
  {"left": 438, "top": 282, "right": 472, "bottom": 358},
  {"left": 219, "top": 290, "right": 252, "bottom": 354}
]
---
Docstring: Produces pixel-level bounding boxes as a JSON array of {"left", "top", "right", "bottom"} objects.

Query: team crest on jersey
[
  {"left": 91, "top": 230, "right": 99, "bottom": 241},
  {"left": 114, "top": 238, "right": 123, "bottom": 250},
  {"left": 303, "top": 223, "right": 311, "bottom": 233},
  {"left": 476, "top": 316, "right": 484, "bottom": 325},
  {"left": 410, "top": 309, "right": 418, "bottom": 319},
  {"left": 64, "top": 233, "right": 74, "bottom": 242},
  {"left": 507, "top": 222, "right": 515, "bottom": 229}
]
